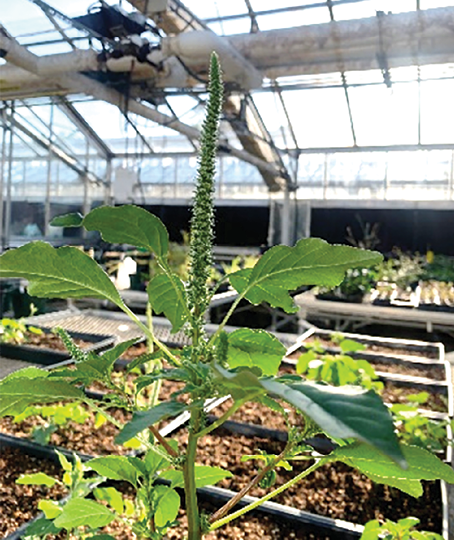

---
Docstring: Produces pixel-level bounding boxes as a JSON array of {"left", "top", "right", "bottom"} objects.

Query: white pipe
[
  {"left": 227, "top": 6, "right": 454, "bottom": 76},
  {"left": 162, "top": 30, "right": 263, "bottom": 90}
]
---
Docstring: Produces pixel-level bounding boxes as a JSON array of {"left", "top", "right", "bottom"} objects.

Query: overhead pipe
[
  {"left": 227, "top": 6, "right": 454, "bottom": 77},
  {"left": 1, "top": 32, "right": 284, "bottom": 185},
  {"left": 161, "top": 30, "right": 263, "bottom": 90}
]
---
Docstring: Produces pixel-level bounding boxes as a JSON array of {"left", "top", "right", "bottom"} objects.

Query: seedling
[
  {"left": 1, "top": 54, "right": 453, "bottom": 539},
  {"left": 361, "top": 516, "right": 443, "bottom": 539}
]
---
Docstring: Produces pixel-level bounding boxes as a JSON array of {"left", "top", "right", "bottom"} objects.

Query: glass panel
[
  {"left": 257, "top": 8, "right": 330, "bottom": 31},
  {"left": 349, "top": 82, "right": 418, "bottom": 145},
  {"left": 421, "top": 79, "right": 454, "bottom": 144},
  {"left": 282, "top": 88, "right": 354, "bottom": 148},
  {"left": 207, "top": 18, "right": 252, "bottom": 35},
  {"left": 183, "top": 0, "right": 247, "bottom": 19},
  {"left": 328, "top": 152, "right": 387, "bottom": 181},
  {"left": 250, "top": 0, "right": 323, "bottom": 10}
]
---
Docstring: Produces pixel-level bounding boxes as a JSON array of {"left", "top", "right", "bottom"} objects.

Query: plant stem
[
  {"left": 83, "top": 398, "right": 123, "bottom": 430},
  {"left": 146, "top": 300, "right": 162, "bottom": 407},
  {"left": 209, "top": 446, "right": 290, "bottom": 524},
  {"left": 121, "top": 304, "right": 182, "bottom": 367},
  {"left": 149, "top": 425, "right": 178, "bottom": 457},
  {"left": 196, "top": 400, "right": 243, "bottom": 439},
  {"left": 146, "top": 302, "right": 154, "bottom": 354},
  {"left": 207, "top": 293, "right": 246, "bottom": 347},
  {"left": 183, "top": 407, "right": 203, "bottom": 540},
  {"left": 209, "top": 458, "right": 328, "bottom": 531}
]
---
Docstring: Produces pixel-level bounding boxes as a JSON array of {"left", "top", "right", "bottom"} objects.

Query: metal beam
[
  {"left": 128, "top": 0, "right": 293, "bottom": 191},
  {"left": 296, "top": 143, "right": 454, "bottom": 154},
  {"left": 56, "top": 97, "right": 114, "bottom": 159},
  {"left": 2, "top": 113, "right": 104, "bottom": 184}
]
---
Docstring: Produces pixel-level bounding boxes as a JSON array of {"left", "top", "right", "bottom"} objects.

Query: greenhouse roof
[{"left": 2, "top": 0, "right": 454, "bottom": 196}]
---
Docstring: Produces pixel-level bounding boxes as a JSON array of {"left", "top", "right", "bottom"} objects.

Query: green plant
[
  {"left": 1, "top": 54, "right": 453, "bottom": 540},
  {"left": 377, "top": 250, "right": 425, "bottom": 290},
  {"left": 295, "top": 338, "right": 384, "bottom": 392},
  {"left": 361, "top": 516, "right": 442, "bottom": 539},
  {"left": 390, "top": 393, "right": 453, "bottom": 454},
  {"left": 421, "top": 253, "right": 454, "bottom": 283},
  {"left": 0, "top": 311, "right": 42, "bottom": 344},
  {"left": 13, "top": 402, "right": 92, "bottom": 445}
]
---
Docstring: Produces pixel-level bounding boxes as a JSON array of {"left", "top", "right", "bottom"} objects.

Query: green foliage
[
  {"left": 296, "top": 346, "right": 383, "bottom": 392},
  {"left": 422, "top": 253, "right": 454, "bottom": 282},
  {"left": 361, "top": 516, "right": 443, "bottom": 539},
  {"left": 230, "top": 238, "right": 382, "bottom": 313},
  {"left": 390, "top": 398, "right": 452, "bottom": 454},
  {"left": 0, "top": 316, "right": 43, "bottom": 344},
  {"left": 332, "top": 442, "right": 454, "bottom": 497},
  {"left": 377, "top": 249, "right": 425, "bottom": 290},
  {"left": 14, "top": 402, "right": 91, "bottom": 445},
  {"left": 227, "top": 328, "right": 286, "bottom": 376},
  {"left": 2, "top": 53, "right": 453, "bottom": 539}
]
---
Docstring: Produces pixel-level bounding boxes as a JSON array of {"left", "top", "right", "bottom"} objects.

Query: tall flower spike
[{"left": 187, "top": 52, "right": 223, "bottom": 332}]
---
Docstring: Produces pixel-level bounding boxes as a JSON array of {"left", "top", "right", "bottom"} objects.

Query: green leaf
[
  {"left": 82, "top": 205, "right": 168, "bottom": 257},
  {"left": 94, "top": 487, "right": 124, "bottom": 515},
  {"left": 262, "top": 379, "right": 405, "bottom": 467},
  {"left": 52, "top": 339, "right": 138, "bottom": 383},
  {"left": 153, "top": 486, "right": 180, "bottom": 527},
  {"left": 215, "top": 365, "right": 403, "bottom": 466},
  {"left": 38, "top": 500, "right": 63, "bottom": 519},
  {"left": 54, "top": 499, "right": 115, "bottom": 529},
  {"left": 332, "top": 443, "right": 454, "bottom": 496},
  {"left": 161, "top": 465, "right": 232, "bottom": 489},
  {"left": 339, "top": 339, "right": 366, "bottom": 354},
  {"left": 115, "top": 401, "right": 187, "bottom": 445},
  {"left": 144, "top": 447, "right": 171, "bottom": 476},
  {"left": 0, "top": 242, "right": 124, "bottom": 307},
  {"left": 88, "top": 456, "right": 141, "bottom": 486},
  {"left": 227, "top": 329, "right": 286, "bottom": 376},
  {"left": 17, "top": 473, "right": 57, "bottom": 487},
  {"left": 360, "top": 520, "right": 381, "bottom": 540},
  {"left": 51, "top": 354, "right": 113, "bottom": 384},
  {"left": 230, "top": 238, "right": 382, "bottom": 313},
  {"left": 126, "top": 349, "right": 172, "bottom": 374},
  {"left": 50, "top": 212, "right": 83, "bottom": 227},
  {"left": 147, "top": 273, "right": 188, "bottom": 333},
  {"left": 2, "top": 367, "right": 47, "bottom": 382},
  {"left": 24, "top": 517, "right": 61, "bottom": 538},
  {"left": 100, "top": 338, "right": 140, "bottom": 365},
  {"left": 214, "top": 365, "right": 265, "bottom": 402},
  {"left": 0, "top": 377, "right": 84, "bottom": 417}
]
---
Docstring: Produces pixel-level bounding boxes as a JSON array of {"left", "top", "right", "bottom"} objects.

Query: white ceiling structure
[{"left": 1, "top": 0, "right": 454, "bottom": 205}]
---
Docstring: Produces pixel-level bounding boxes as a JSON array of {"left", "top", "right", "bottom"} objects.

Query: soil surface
[
  {"left": 0, "top": 446, "right": 66, "bottom": 537},
  {"left": 299, "top": 334, "right": 440, "bottom": 359},
  {"left": 17, "top": 331, "right": 92, "bottom": 352},
  {"left": 0, "top": 406, "right": 132, "bottom": 457}
]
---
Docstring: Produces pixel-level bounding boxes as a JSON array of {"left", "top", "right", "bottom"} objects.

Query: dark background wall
[
  {"left": 143, "top": 204, "right": 453, "bottom": 256},
  {"left": 311, "top": 208, "right": 454, "bottom": 255},
  {"left": 144, "top": 204, "right": 270, "bottom": 247}
]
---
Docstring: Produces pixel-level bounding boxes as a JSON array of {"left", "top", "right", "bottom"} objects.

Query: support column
[
  {"left": 4, "top": 104, "right": 14, "bottom": 247},
  {"left": 44, "top": 103, "right": 54, "bottom": 236},
  {"left": 0, "top": 114, "right": 7, "bottom": 249},
  {"left": 281, "top": 185, "right": 291, "bottom": 246}
]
